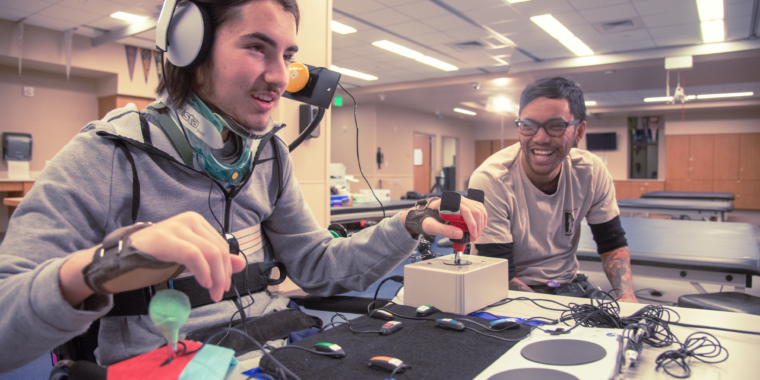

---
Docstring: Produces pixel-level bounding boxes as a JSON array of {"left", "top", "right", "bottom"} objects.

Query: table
[
  {"left": 329, "top": 199, "right": 416, "bottom": 223},
  {"left": 3, "top": 197, "right": 22, "bottom": 206},
  {"left": 642, "top": 191, "right": 735, "bottom": 202},
  {"left": 617, "top": 198, "right": 734, "bottom": 221},
  {"left": 576, "top": 217, "right": 760, "bottom": 293},
  {"left": 478, "top": 291, "right": 760, "bottom": 379}
]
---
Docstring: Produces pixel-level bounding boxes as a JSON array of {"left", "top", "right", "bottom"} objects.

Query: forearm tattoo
[
  {"left": 601, "top": 247, "right": 634, "bottom": 297},
  {"left": 509, "top": 278, "right": 533, "bottom": 292}
]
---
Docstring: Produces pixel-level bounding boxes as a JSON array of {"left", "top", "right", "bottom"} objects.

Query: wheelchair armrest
[{"left": 289, "top": 295, "right": 391, "bottom": 314}]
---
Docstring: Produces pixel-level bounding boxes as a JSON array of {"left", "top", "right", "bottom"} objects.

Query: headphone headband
[{"left": 156, "top": 0, "right": 212, "bottom": 68}]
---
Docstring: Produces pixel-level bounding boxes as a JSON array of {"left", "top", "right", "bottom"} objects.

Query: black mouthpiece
[{"left": 440, "top": 191, "right": 461, "bottom": 213}]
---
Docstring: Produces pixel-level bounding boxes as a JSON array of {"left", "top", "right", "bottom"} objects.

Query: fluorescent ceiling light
[
  {"left": 454, "top": 108, "right": 476, "bottom": 116},
  {"left": 331, "top": 20, "right": 357, "bottom": 34},
  {"left": 644, "top": 95, "right": 697, "bottom": 102},
  {"left": 372, "top": 40, "right": 423, "bottom": 59},
  {"left": 110, "top": 11, "right": 147, "bottom": 23},
  {"left": 697, "top": 92, "right": 753, "bottom": 99},
  {"left": 531, "top": 14, "right": 593, "bottom": 56},
  {"left": 486, "top": 96, "right": 514, "bottom": 113},
  {"left": 585, "top": 101, "right": 597, "bottom": 106},
  {"left": 415, "top": 56, "right": 458, "bottom": 71},
  {"left": 492, "top": 78, "right": 510, "bottom": 86},
  {"left": 505, "top": 0, "right": 531, "bottom": 3},
  {"left": 696, "top": 0, "right": 723, "bottom": 22},
  {"left": 530, "top": 14, "right": 574, "bottom": 40},
  {"left": 330, "top": 65, "right": 378, "bottom": 81},
  {"left": 559, "top": 36, "right": 594, "bottom": 56},
  {"left": 701, "top": 19, "right": 725, "bottom": 43},
  {"left": 372, "top": 40, "right": 457, "bottom": 71}
]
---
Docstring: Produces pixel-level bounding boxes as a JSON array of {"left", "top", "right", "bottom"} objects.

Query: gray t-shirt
[{"left": 470, "top": 143, "right": 619, "bottom": 285}]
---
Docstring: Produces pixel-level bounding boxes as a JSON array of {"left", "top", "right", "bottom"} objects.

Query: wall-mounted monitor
[{"left": 586, "top": 132, "right": 617, "bottom": 151}]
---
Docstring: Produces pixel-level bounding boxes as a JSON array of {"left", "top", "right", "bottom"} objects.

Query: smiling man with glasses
[{"left": 470, "top": 77, "right": 637, "bottom": 303}]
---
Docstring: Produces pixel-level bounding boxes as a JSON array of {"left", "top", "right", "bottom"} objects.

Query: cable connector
[
  {"left": 548, "top": 328, "right": 565, "bottom": 335},
  {"left": 624, "top": 349, "right": 640, "bottom": 368},
  {"left": 389, "top": 276, "right": 404, "bottom": 284}
]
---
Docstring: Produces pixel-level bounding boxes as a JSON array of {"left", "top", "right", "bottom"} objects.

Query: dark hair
[
  {"left": 519, "top": 77, "right": 586, "bottom": 121},
  {"left": 156, "top": 0, "right": 301, "bottom": 108}
]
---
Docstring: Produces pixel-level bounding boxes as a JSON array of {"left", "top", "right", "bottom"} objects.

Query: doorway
[
  {"left": 442, "top": 136, "right": 457, "bottom": 191},
  {"left": 413, "top": 133, "right": 432, "bottom": 194}
]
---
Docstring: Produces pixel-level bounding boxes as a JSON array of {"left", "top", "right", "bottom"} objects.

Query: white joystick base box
[{"left": 403, "top": 254, "right": 509, "bottom": 315}]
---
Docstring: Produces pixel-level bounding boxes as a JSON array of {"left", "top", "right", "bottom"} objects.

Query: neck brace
[{"left": 157, "top": 93, "right": 259, "bottom": 186}]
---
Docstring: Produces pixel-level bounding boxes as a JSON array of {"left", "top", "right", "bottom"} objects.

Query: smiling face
[
  {"left": 195, "top": 1, "right": 298, "bottom": 133},
  {"left": 519, "top": 97, "right": 586, "bottom": 189}
]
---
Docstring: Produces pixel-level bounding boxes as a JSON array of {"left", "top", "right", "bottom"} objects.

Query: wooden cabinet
[
  {"left": 665, "top": 135, "right": 690, "bottom": 180},
  {"left": 714, "top": 134, "right": 740, "bottom": 180},
  {"left": 614, "top": 181, "right": 665, "bottom": 200},
  {"left": 689, "top": 135, "right": 714, "bottom": 180},
  {"left": 474, "top": 139, "right": 519, "bottom": 169},
  {"left": 666, "top": 133, "right": 760, "bottom": 209},
  {"left": 739, "top": 134, "right": 760, "bottom": 180}
]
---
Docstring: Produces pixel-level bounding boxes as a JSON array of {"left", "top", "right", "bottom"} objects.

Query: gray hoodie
[{"left": 0, "top": 104, "right": 418, "bottom": 371}]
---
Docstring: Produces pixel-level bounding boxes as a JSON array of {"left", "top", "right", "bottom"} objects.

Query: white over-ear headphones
[{"left": 156, "top": 0, "right": 213, "bottom": 67}]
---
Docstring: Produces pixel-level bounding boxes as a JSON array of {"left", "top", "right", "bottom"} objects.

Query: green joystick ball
[{"left": 149, "top": 289, "right": 192, "bottom": 349}]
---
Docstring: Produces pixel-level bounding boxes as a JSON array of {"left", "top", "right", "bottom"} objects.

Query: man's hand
[
  {"left": 600, "top": 247, "right": 639, "bottom": 303},
  {"left": 60, "top": 212, "right": 247, "bottom": 307},
  {"left": 509, "top": 278, "right": 534, "bottom": 292},
  {"left": 400, "top": 197, "right": 487, "bottom": 242}
]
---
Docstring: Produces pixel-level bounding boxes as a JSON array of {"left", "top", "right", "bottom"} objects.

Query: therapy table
[
  {"left": 329, "top": 199, "right": 416, "bottom": 223},
  {"left": 641, "top": 191, "right": 735, "bottom": 201},
  {"left": 617, "top": 198, "right": 734, "bottom": 221},
  {"left": 576, "top": 217, "right": 760, "bottom": 293}
]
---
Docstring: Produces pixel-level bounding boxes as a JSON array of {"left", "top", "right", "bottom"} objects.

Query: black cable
[
  {"left": 482, "top": 296, "right": 572, "bottom": 312},
  {"left": 670, "top": 321, "right": 760, "bottom": 336},
  {"left": 204, "top": 328, "right": 301, "bottom": 380},
  {"left": 207, "top": 180, "right": 224, "bottom": 230},
  {"left": 272, "top": 344, "right": 343, "bottom": 357},
  {"left": 338, "top": 82, "right": 385, "bottom": 219},
  {"left": 655, "top": 332, "right": 729, "bottom": 378},
  {"left": 373, "top": 275, "right": 404, "bottom": 301},
  {"left": 464, "top": 326, "right": 532, "bottom": 342}
]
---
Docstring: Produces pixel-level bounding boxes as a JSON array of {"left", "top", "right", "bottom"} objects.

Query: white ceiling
[{"left": 0, "top": 0, "right": 758, "bottom": 120}]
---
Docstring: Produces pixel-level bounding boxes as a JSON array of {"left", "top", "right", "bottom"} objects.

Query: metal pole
[{"left": 500, "top": 115, "right": 504, "bottom": 149}]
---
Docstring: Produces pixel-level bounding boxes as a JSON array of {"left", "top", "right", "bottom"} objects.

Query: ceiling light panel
[
  {"left": 372, "top": 40, "right": 424, "bottom": 59},
  {"left": 644, "top": 95, "right": 697, "bottom": 102},
  {"left": 331, "top": 20, "right": 357, "bottom": 34},
  {"left": 505, "top": 0, "right": 531, "bottom": 3},
  {"left": 110, "top": 12, "right": 147, "bottom": 23},
  {"left": 530, "top": 14, "right": 574, "bottom": 40},
  {"left": 330, "top": 65, "right": 378, "bottom": 81},
  {"left": 530, "top": 14, "right": 594, "bottom": 56},
  {"left": 415, "top": 56, "right": 459, "bottom": 71},
  {"left": 696, "top": 0, "right": 724, "bottom": 22},
  {"left": 585, "top": 101, "right": 597, "bottom": 106},
  {"left": 454, "top": 108, "right": 477, "bottom": 116},
  {"left": 700, "top": 19, "right": 725, "bottom": 43},
  {"left": 559, "top": 36, "right": 594, "bottom": 56},
  {"left": 696, "top": 92, "right": 753, "bottom": 99}
]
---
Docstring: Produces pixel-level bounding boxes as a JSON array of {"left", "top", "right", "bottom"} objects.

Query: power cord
[
  {"left": 655, "top": 332, "right": 729, "bottom": 378},
  {"left": 338, "top": 82, "right": 385, "bottom": 219},
  {"left": 373, "top": 275, "right": 404, "bottom": 301},
  {"left": 203, "top": 328, "right": 301, "bottom": 380}
]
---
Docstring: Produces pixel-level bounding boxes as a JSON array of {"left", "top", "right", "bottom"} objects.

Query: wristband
[
  {"left": 404, "top": 197, "right": 445, "bottom": 239},
  {"left": 82, "top": 223, "right": 185, "bottom": 295}
]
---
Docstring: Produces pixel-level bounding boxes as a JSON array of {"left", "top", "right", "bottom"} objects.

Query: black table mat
[{"left": 260, "top": 304, "right": 532, "bottom": 380}]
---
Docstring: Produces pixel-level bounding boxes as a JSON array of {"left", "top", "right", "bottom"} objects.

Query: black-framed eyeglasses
[{"left": 515, "top": 119, "right": 582, "bottom": 137}]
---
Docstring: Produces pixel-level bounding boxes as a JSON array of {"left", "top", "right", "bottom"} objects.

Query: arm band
[
  {"left": 475, "top": 243, "right": 515, "bottom": 280},
  {"left": 589, "top": 215, "right": 628, "bottom": 255}
]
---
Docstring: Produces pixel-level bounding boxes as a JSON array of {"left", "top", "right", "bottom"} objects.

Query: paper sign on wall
[{"left": 414, "top": 149, "right": 423, "bottom": 166}]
